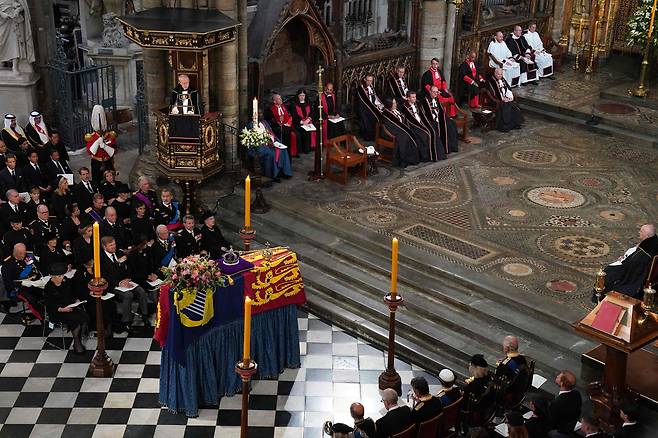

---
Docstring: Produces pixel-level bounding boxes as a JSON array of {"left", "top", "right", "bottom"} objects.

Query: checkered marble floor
[{"left": 0, "top": 308, "right": 441, "bottom": 438}]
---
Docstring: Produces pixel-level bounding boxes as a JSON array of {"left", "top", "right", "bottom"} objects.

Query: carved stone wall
[{"left": 419, "top": 0, "right": 447, "bottom": 68}]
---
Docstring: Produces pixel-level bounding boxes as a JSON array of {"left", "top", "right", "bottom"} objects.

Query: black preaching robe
[
  {"left": 387, "top": 72, "right": 410, "bottom": 104},
  {"left": 320, "top": 91, "right": 345, "bottom": 142},
  {"left": 604, "top": 235, "right": 658, "bottom": 298},
  {"left": 170, "top": 84, "right": 200, "bottom": 115},
  {"left": 419, "top": 97, "right": 449, "bottom": 160},
  {"left": 400, "top": 102, "right": 432, "bottom": 162},
  {"left": 487, "top": 77, "right": 524, "bottom": 132},
  {"left": 356, "top": 82, "right": 383, "bottom": 141},
  {"left": 505, "top": 34, "right": 538, "bottom": 80},
  {"left": 381, "top": 108, "right": 420, "bottom": 168},
  {"left": 289, "top": 99, "right": 316, "bottom": 154}
]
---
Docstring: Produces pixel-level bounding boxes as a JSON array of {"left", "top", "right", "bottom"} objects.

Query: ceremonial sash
[
  {"left": 165, "top": 202, "right": 182, "bottom": 231},
  {"left": 134, "top": 191, "right": 154, "bottom": 210},
  {"left": 19, "top": 263, "right": 34, "bottom": 280},
  {"left": 86, "top": 208, "right": 103, "bottom": 222},
  {"left": 294, "top": 103, "right": 317, "bottom": 148},
  {"left": 160, "top": 239, "right": 175, "bottom": 267}
]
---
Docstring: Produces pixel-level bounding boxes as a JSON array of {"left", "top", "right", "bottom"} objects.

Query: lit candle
[
  {"left": 243, "top": 296, "right": 252, "bottom": 367},
  {"left": 93, "top": 222, "right": 101, "bottom": 279},
  {"left": 391, "top": 238, "right": 398, "bottom": 297},
  {"left": 252, "top": 97, "right": 259, "bottom": 125},
  {"left": 244, "top": 175, "right": 251, "bottom": 229}
]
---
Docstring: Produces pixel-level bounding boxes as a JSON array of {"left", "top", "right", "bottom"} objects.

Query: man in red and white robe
[
  {"left": 267, "top": 94, "right": 298, "bottom": 158},
  {"left": 421, "top": 58, "right": 457, "bottom": 117}
]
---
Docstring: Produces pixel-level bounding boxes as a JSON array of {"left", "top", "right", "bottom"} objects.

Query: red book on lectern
[{"left": 591, "top": 301, "right": 624, "bottom": 334}]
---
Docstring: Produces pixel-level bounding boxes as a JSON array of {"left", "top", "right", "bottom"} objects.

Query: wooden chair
[
  {"left": 374, "top": 122, "right": 396, "bottom": 164},
  {"left": 495, "top": 359, "right": 535, "bottom": 411},
  {"left": 417, "top": 413, "right": 442, "bottom": 438},
  {"left": 542, "top": 35, "right": 565, "bottom": 72},
  {"left": 441, "top": 101, "right": 469, "bottom": 142},
  {"left": 482, "top": 44, "right": 495, "bottom": 78},
  {"left": 438, "top": 397, "right": 463, "bottom": 438},
  {"left": 324, "top": 134, "right": 368, "bottom": 185},
  {"left": 392, "top": 423, "right": 417, "bottom": 438}
]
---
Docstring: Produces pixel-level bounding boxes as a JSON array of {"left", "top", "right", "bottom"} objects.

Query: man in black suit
[
  {"left": 99, "top": 206, "right": 129, "bottom": 251},
  {"left": 0, "top": 189, "right": 28, "bottom": 234},
  {"left": 151, "top": 224, "right": 176, "bottom": 278},
  {"left": 548, "top": 370, "right": 582, "bottom": 436},
  {"left": 42, "top": 149, "right": 72, "bottom": 188},
  {"left": 30, "top": 204, "right": 59, "bottom": 254},
  {"left": 72, "top": 167, "right": 98, "bottom": 212},
  {"left": 45, "top": 130, "right": 70, "bottom": 164},
  {"left": 100, "top": 236, "right": 150, "bottom": 332},
  {"left": 409, "top": 376, "right": 443, "bottom": 425},
  {"left": 614, "top": 402, "right": 642, "bottom": 438},
  {"left": 375, "top": 388, "right": 412, "bottom": 438},
  {"left": 175, "top": 215, "right": 201, "bottom": 260},
  {"left": 580, "top": 414, "right": 606, "bottom": 438},
  {"left": 0, "top": 154, "right": 25, "bottom": 199},
  {"left": 22, "top": 150, "right": 50, "bottom": 195}
]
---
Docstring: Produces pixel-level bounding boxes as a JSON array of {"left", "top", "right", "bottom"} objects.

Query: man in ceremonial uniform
[
  {"left": 153, "top": 189, "right": 182, "bottom": 231},
  {"left": 494, "top": 335, "right": 530, "bottom": 405},
  {"left": 459, "top": 51, "right": 486, "bottom": 108},
  {"left": 409, "top": 376, "right": 443, "bottom": 424},
  {"left": 30, "top": 204, "right": 59, "bottom": 254},
  {"left": 152, "top": 224, "right": 176, "bottom": 277},
  {"left": 100, "top": 206, "right": 129, "bottom": 251},
  {"left": 0, "top": 189, "right": 28, "bottom": 233},
  {"left": 3, "top": 243, "right": 42, "bottom": 319},
  {"left": 387, "top": 65, "right": 410, "bottom": 104},
  {"left": 421, "top": 58, "right": 457, "bottom": 117},
  {"left": 170, "top": 74, "right": 200, "bottom": 115},
  {"left": 1, "top": 114, "right": 29, "bottom": 151},
  {"left": 488, "top": 31, "right": 521, "bottom": 87},
  {"left": 524, "top": 22, "right": 555, "bottom": 79},
  {"left": 267, "top": 94, "right": 298, "bottom": 158},
  {"left": 24, "top": 111, "right": 50, "bottom": 148},
  {"left": 175, "top": 215, "right": 201, "bottom": 260},
  {"left": 86, "top": 105, "right": 116, "bottom": 183},
  {"left": 0, "top": 153, "right": 25, "bottom": 198},
  {"left": 436, "top": 368, "right": 462, "bottom": 407},
  {"left": 506, "top": 26, "right": 539, "bottom": 86},
  {"left": 133, "top": 176, "right": 158, "bottom": 215},
  {"left": 356, "top": 74, "right": 383, "bottom": 141},
  {"left": 199, "top": 211, "right": 229, "bottom": 260},
  {"left": 320, "top": 82, "right": 345, "bottom": 144},
  {"left": 400, "top": 91, "right": 432, "bottom": 162}
]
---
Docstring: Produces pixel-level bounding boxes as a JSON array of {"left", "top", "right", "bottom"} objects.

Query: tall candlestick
[
  {"left": 243, "top": 296, "right": 252, "bottom": 367},
  {"left": 650, "top": 0, "right": 657, "bottom": 39},
  {"left": 93, "top": 222, "right": 101, "bottom": 279},
  {"left": 391, "top": 238, "right": 398, "bottom": 297},
  {"left": 244, "top": 176, "right": 251, "bottom": 228}
]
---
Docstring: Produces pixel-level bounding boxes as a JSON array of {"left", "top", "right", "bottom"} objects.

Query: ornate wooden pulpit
[
  {"left": 117, "top": 8, "right": 240, "bottom": 212},
  {"left": 573, "top": 290, "right": 658, "bottom": 430}
]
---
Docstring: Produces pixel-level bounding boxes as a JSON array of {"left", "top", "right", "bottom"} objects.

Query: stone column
[
  {"left": 141, "top": 0, "right": 167, "bottom": 132},
  {"left": 238, "top": 0, "right": 248, "bottom": 127},
  {"left": 442, "top": 0, "right": 458, "bottom": 85},
  {"left": 419, "top": 0, "right": 446, "bottom": 69}
]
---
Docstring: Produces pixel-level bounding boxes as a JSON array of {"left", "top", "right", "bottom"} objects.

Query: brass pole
[{"left": 631, "top": 0, "right": 657, "bottom": 97}]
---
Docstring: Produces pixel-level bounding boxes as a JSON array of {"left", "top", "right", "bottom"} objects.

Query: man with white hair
[
  {"left": 133, "top": 175, "right": 158, "bottom": 213},
  {"left": 100, "top": 206, "right": 129, "bottom": 250},
  {"left": 487, "top": 31, "right": 521, "bottom": 88},
  {"left": 24, "top": 111, "right": 50, "bottom": 148},
  {"left": 375, "top": 388, "right": 412, "bottom": 437},
  {"left": 506, "top": 25, "right": 539, "bottom": 85},
  {"left": 151, "top": 224, "right": 176, "bottom": 275},
  {"left": 0, "top": 188, "right": 27, "bottom": 233},
  {"left": 523, "top": 22, "right": 555, "bottom": 79},
  {"left": 170, "top": 73, "right": 200, "bottom": 115},
  {"left": 1, "top": 114, "right": 29, "bottom": 151},
  {"left": 602, "top": 223, "right": 658, "bottom": 298}
]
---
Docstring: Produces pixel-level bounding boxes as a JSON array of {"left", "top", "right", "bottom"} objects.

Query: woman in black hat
[
  {"left": 199, "top": 210, "right": 230, "bottom": 260},
  {"left": 44, "top": 263, "right": 89, "bottom": 353},
  {"left": 130, "top": 200, "right": 155, "bottom": 243},
  {"left": 60, "top": 203, "right": 82, "bottom": 247},
  {"left": 38, "top": 232, "right": 71, "bottom": 273}
]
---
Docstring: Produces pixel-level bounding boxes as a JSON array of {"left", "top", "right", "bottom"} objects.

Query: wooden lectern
[{"left": 573, "top": 291, "right": 658, "bottom": 430}]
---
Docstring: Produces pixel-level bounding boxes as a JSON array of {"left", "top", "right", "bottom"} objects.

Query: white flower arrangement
[
  {"left": 626, "top": 0, "right": 658, "bottom": 48},
  {"left": 240, "top": 126, "right": 272, "bottom": 148}
]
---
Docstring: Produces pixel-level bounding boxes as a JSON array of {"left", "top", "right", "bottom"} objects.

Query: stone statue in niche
[
  {"left": 101, "top": 12, "right": 129, "bottom": 48},
  {"left": 0, "top": 0, "right": 35, "bottom": 74}
]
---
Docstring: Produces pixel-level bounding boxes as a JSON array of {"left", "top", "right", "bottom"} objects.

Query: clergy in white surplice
[
  {"left": 487, "top": 31, "right": 521, "bottom": 88},
  {"left": 523, "top": 22, "right": 555, "bottom": 79}
]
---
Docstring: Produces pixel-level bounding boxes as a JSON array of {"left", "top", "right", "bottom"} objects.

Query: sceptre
[{"left": 309, "top": 65, "right": 325, "bottom": 180}]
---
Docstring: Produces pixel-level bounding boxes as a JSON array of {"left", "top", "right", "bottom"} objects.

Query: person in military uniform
[
  {"left": 175, "top": 214, "right": 201, "bottom": 260},
  {"left": 151, "top": 224, "right": 176, "bottom": 277},
  {"left": 2, "top": 243, "right": 42, "bottom": 319},
  {"left": 153, "top": 188, "right": 182, "bottom": 231},
  {"left": 199, "top": 211, "right": 229, "bottom": 260},
  {"left": 127, "top": 234, "right": 159, "bottom": 293},
  {"left": 44, "top": 263, "right": 88, "bottom": 354},
  {"left": 30, "top": 204, "right": 59, "bottom": 254},
  {"left": 133, "top": 176, "right": 158, "bottom": 214},
  {"left": 462, "top": 354, "right": 495, "bottom": 432},
  {"left": 409, "top": 376, "right": 443, "bottom": 424},
  {"left": 38, "top": 232, "right": 71, "bottom": 273},
  {"left": 494, "top": 335, "right": 530, "bottom": 408},
  {"left": 3, "top": 214, "right": 33, "bottom": 255},
  {"left": 437, "top": 368, "right": 462, "bottom": 407},
  {"left": 100, "top": 206, "right": 129, "bottom": 251}
]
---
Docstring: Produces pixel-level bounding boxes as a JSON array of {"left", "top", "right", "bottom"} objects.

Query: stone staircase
[{"left": 212, "top": 190, "right": 597, "bottom": 394}]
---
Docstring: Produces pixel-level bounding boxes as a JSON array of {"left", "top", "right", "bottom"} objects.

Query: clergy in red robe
[
  {"left": 266, "top": 93, "right": 298, "bottom": 158},
  {"left": 320, "top": 83, "right": 345, "bottom": 144},
  {"left": 387, "top": 65, "right": 410, "bottom": 105},
  {"left": 381, "top": 98, "right": 420, "bottom": 168},
  {"left": 356, "top": 75, "right": 383, "bottom": 141},
  {"left": 289, "top": 88, "right": 316, "bottom": 154},
  {"left": 458, "top": 52, "right": 486, "bottom": 109},
  {"left": 421, "top": 58, "right": 457, "bottom": 117}
]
